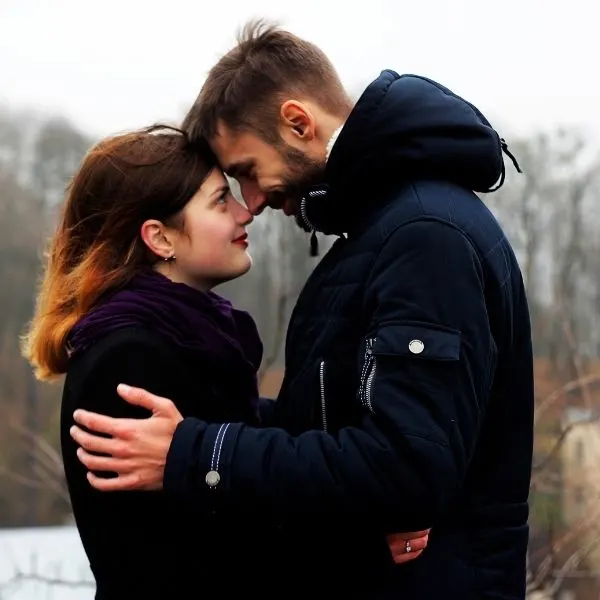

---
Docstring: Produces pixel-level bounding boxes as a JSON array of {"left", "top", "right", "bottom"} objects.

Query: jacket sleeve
[{"left": 164, "top": 220, "right": 496, "bottom": 530}]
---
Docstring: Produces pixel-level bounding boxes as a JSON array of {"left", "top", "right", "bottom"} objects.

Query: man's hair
[{"left": 182, "top": 19, "right": 353, "bottom": 144}]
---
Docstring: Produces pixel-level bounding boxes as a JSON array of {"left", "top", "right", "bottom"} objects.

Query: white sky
[{"left": 1, "top": 0, "right": 598, "bottom": 143}]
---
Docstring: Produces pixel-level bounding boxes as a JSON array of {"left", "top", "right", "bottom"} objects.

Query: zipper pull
[{"left": 310, "top": 230, "right": 319, "bottom": 257}]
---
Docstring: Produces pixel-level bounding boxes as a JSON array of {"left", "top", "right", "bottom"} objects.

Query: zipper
[
  {"left": 300, "top": 194, "right": 321, "bottom": 256},
  {"left": 299, "top": 196, "right": 314, "bottom": 232},
  {"left": 319, "top": 360, "right": 328, "bottom": 432},
  {"left": 358, "top": 338, "right": 377, "bottom": 412}
]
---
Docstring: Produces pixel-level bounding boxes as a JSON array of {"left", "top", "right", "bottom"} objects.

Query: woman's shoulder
[
  {"left": 65, "top": 327, "right": 183, "bottom": 389},
  {"left": 62, "top": 326, "right": 208, "bottom": 421}
]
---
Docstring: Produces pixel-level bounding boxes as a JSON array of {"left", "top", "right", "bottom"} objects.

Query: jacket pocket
[{"left": 357, "top": 322, "right": 461, "bottom": 413}]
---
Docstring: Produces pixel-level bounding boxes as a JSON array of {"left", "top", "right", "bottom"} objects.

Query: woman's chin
[{"left": 227, "top": 254, "right": 253, "bottom": 282}]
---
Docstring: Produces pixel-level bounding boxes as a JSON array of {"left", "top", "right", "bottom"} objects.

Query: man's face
[{"left": 210, "top": 122, "right": 326, "bottom": 223}]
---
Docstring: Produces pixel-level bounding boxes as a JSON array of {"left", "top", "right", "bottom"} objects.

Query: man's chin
[{"left": 282, "top": 199, "right": 297, "bottom": 216}]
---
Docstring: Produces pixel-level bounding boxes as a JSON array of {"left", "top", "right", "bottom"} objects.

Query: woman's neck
[{"left": 152, "top": 263, "right": 214, "bottom": 293}]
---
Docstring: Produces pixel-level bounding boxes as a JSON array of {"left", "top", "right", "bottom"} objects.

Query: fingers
[
  {"left": 87, "top": 471, "right": 142, "bottom": 492},
  {"left": 392, "top": 549, "right": 424, "bottom": 564},
  {"left": 117, "top": 384, "right": 172, "bottom": 413},
  {"left": 70, "top": 425, "right": 132, "bottom": 458},
  {"left": 388, "top": 535, "right": 428, "bottom": 558},
  {"left": 76, "top": 448, "right": 133, "bottom": 474},
  {"left": 387, "top": 532, "right": 430, "bottom": 564},
  {"left": 72, "top": 410, "right": 135, "bottom": 440},
  {"left": 388, "top": 529, "right": 430, "bottom": 540}
]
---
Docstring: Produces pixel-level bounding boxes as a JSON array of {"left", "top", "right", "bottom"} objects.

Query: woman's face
[{"left": 147, "top": 169, "right": 254, "bottom": 291}]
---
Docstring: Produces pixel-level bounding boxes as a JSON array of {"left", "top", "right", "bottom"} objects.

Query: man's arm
[{"left": 163, "top": 219, "right": 495, "bottom": 531}]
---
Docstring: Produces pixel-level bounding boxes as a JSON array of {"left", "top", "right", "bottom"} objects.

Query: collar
[{"left": 325, "top": 124, "right": 344, "bottom": 163}]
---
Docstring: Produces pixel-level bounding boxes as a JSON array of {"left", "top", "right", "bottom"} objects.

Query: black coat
[
  {"left": 165, "top": 71, "right": 535, "bottom": 599},
  {"left": 61, "top": 327, "right": 281, "bottom": 599}
]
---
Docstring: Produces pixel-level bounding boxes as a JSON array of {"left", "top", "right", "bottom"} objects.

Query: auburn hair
[{"left": 22, "top": 124, "right": 216, "bottom": 380}]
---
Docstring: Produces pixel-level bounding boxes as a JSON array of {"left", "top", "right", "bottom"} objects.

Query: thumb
[{"left": 117, "top": 384, "right": 171, "bottom": 414}]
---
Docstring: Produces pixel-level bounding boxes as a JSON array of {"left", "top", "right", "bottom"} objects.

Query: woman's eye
[{"left": 216, "top": 192, "right": 229, "bottom": 205}]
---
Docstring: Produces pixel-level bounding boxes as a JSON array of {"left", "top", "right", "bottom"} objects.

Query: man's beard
[{"left": 266, "top": 144, "right": 326, "bottom": 231}]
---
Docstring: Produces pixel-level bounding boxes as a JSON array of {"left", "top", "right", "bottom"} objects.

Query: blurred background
[{"left": 1, "top": 0, "right": 599, "bottom": 598}]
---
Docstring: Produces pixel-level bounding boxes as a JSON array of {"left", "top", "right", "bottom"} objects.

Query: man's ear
[
  {"left": 280, "top": 100, "right": 316, "bottom": 142},
  {"left": 140, "top": 219, "right": 175, "bottom": 260}
]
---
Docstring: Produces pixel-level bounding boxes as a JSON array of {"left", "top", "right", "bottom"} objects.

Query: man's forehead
[
  {"left": 211, "top": 125, "right": 246, "bottom": 166},
  {"left": 212, "top": 129, "right": 264, "bottom": 176}
]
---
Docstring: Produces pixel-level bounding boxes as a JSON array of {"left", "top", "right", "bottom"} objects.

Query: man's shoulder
[{"left": 370, "top": 179, "right": 505, "bottom": 253}]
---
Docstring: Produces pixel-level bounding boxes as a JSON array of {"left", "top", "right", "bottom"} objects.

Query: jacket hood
[{"left": 303, "top": 71, "right": 519, "bottom": 237}]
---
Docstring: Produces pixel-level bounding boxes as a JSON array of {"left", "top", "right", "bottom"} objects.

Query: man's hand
[
  {"left": 387, "top": 529, "right": 430, "bottom": 564},
  {"left": 70, "top": 384, "right": 183, "bottom": 492}
]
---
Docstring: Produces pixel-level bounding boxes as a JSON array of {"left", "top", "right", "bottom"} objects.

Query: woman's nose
[{"left": 234, "top": 200, "right": 254, "bottom": 225}]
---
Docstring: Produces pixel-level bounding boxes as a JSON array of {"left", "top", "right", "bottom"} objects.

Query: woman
[{"left": 22, "top": 125, "right": 427, "bottom": 598}]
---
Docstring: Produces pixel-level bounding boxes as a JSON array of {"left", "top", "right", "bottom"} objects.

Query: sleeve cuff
[
  {"left": 164, "top": 417, "right": 206, "bottom": 495},
  {"left": 164, "top": 418, "right": 243, "bottom": 498},
  {"left": 198, "top": 422, "right": 243, "bottom": 494}
]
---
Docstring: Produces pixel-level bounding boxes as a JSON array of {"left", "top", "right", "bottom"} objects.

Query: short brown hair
[
  {"left": 22, "top": 125, "right": 216, "bottom": 380},
  {"left": 182, "top": 19, "right": 352, "bottom": 143}
]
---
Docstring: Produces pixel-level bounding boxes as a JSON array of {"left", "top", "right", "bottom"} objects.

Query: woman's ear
[{"left": 140, "top": 219, "right": 175, "bottom": 260}]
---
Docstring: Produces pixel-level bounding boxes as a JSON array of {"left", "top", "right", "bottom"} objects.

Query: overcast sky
[{"left": 1, "top": 0, "right": 598, "bottom": 143}]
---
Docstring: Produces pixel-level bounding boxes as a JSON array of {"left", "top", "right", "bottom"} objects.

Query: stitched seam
[
  {"left": 402, "top": 431, "right": 450, "bottom": 448},
  {"left": 214, "top": 423, "right": 230, "bottom": 471},
  {"left": 210, "top": 423, "right": 230, "bottom": 471}
]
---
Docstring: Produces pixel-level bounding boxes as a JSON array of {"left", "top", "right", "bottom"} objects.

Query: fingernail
[{"left": 117, "top": 383, "right": 130, "bottom": 393}]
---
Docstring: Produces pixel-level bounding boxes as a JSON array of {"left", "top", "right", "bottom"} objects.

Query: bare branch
[
  {"left": 0, "top": 570, "right": 94, "bottom": 594},
  {"left": 560, "top": 300, "right": 594, "bottom": 410},
  {"left": 532, "top": 411, "right": 600, "bottom": 474},
  {"left": 11, "top": 418, "right": 63, "bottom": 473},
  {"left": 0, "top": 419, "right": 70, "bottom": 505},
  {"left": 535, "top": 373, "right": 600, "bottom": 424},
  {"left": 0, "top": 465, "right": 48, "bottom": 491}
]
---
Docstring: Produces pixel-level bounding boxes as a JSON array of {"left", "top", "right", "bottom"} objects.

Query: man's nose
[{"left": 239, "top": 181, "right": 267, "bottom": 216}]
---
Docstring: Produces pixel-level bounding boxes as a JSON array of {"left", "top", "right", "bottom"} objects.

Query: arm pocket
[{"left": 357, "top": 322, "right": 461, "bottom": 413}]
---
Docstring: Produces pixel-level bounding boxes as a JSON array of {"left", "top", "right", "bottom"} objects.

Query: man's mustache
[{"left": 265, "top": 185, "right": 303, "bottom": 209}]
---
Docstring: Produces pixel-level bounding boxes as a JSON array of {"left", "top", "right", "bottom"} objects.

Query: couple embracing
[{"left": 23, "top": 20, "right": 533, "bottom": 600}]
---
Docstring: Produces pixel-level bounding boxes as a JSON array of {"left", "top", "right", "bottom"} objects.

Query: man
[{"left": 71, "top": 21, "right": 534, "bottom": 598}]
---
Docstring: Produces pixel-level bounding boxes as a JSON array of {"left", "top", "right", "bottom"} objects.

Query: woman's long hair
[{"left": 21, "top": 125, "right": 216, "bottom": 380}]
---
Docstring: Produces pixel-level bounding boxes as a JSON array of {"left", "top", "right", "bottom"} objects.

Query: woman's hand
[{"left": 387, "top": 529, "right": 430, "bottom": 564}]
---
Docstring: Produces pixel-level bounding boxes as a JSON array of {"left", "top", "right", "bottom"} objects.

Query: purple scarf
[{"left": 68, "top": 270, "right": 263, "bottom": 408}]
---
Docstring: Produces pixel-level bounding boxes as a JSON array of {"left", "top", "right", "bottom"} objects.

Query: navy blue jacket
[{"left": 166, "top": 71, "right": 534, "bottom": 598}]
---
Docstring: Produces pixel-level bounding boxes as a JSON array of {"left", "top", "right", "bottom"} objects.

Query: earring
[{"left": 164, "top": 254, "right": 176, "bottom": 262}]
